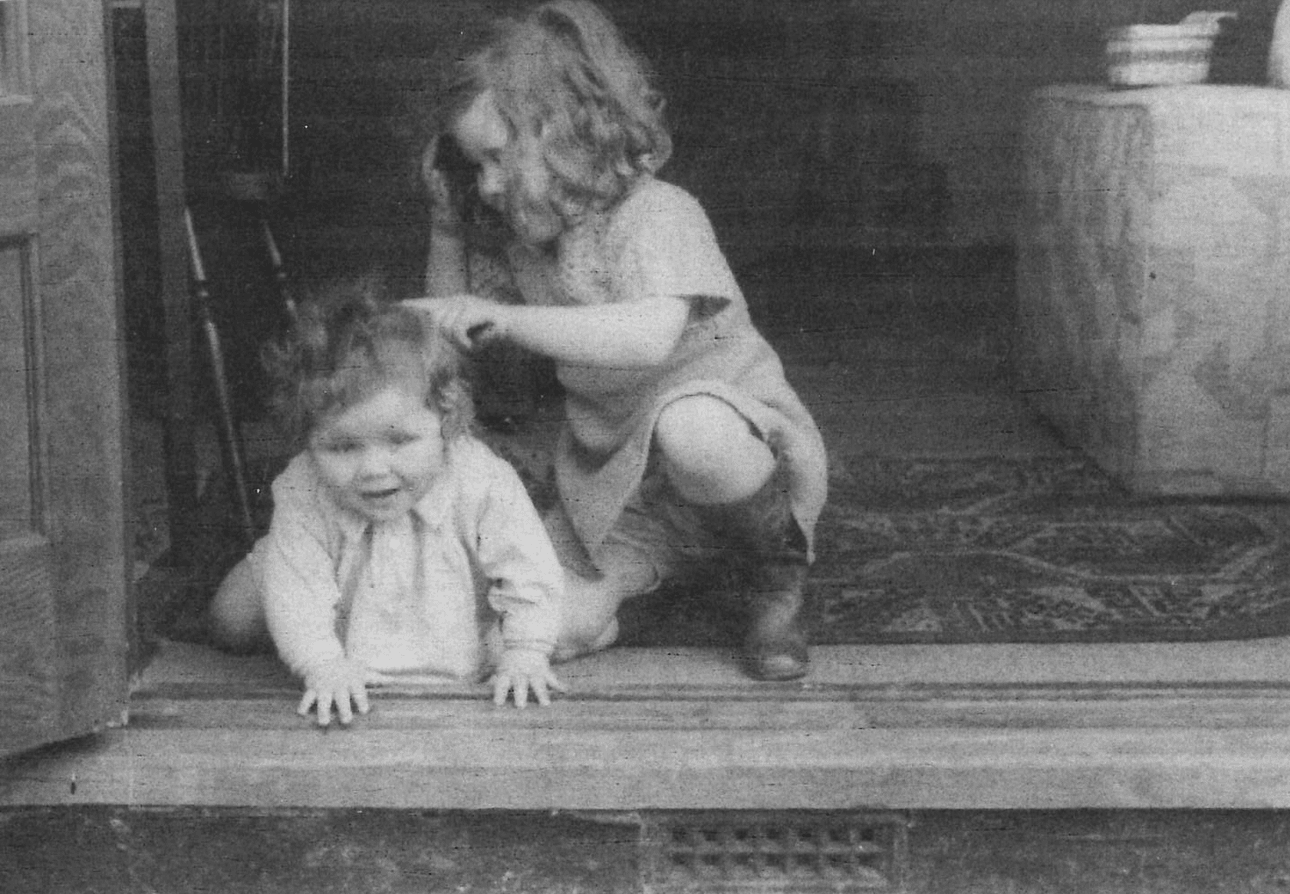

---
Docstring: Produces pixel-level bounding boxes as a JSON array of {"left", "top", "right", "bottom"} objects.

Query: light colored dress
[
  {"left": 505, "top": 177, "right": 829, "bottom": 571},
  {"left": 248, "top": 436, "right": 562, "bottom": 681}
]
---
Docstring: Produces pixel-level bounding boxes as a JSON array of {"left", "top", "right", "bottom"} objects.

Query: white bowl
[{"left": 1105, "top": 22, "right": 1222, "bottom": 86}]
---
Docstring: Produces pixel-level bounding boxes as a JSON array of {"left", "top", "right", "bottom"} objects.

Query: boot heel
[{"left": 744, "top": 563, "right": 809, "bottom": 681}]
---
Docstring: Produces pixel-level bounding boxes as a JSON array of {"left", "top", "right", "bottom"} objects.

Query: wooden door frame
[
  {"left": 141, "top": 0, "right": 202, "bottom": 565},
  {"left": 0, "top": 0, "right": 130, "bottom": 757},
  {"left": 6, "top": 640, "right": 1290, "bottom": 810}
]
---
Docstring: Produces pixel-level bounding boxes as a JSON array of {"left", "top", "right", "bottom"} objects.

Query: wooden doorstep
[{"left": 5, "top": 640, "right": 1290, "bottom": 810}]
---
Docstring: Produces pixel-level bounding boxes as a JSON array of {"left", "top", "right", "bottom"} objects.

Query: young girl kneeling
[
  {"left": 412, "top": 0, "right": 829, "bottom": 681},
  {"left": 208, "top": 279, "right": 569, "bottom": 724}
]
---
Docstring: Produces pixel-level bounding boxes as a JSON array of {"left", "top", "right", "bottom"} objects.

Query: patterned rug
[
  {"left": 137, "top": 432, "right": 1290, "bottom": 648},
  {"left": 614, "top": 453, "right": 1290, "bottom": 647}
]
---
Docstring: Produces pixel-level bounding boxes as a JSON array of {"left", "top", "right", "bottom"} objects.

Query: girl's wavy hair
[
  {"left": 436, "top": 0, "right": 672, "bottom": 224},
  {"left": 264, "top": 275, "right": 474, "bottom": 451}
]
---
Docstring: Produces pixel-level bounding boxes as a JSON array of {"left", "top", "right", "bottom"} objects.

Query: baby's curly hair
[
  {"left": 438, "top": 0, "right": 672, "bottom": 223},
  {"left": 264, "top": 274, "right": 474, "bottom": 451}
]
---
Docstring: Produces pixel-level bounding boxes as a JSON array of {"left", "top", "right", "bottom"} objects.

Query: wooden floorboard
[{"left": 6, "top": 640, "right": 1290, "bottom": 810}]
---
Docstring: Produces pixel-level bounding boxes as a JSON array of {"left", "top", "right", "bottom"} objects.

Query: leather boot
[{"left": 702, "top": 462, "right": 811, "bottom": 681}]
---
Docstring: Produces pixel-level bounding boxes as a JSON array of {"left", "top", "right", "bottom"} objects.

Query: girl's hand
[
  {"left": 422, "top": 134, "right": 466, "bottom": 234},
  {"left": 299, "top": 657, "right": 375, "bottom": 727},
  {"left": 491, "top": 649, "right": 566, "bottom": 708},
  {"left": 423, "top": 158, "right": 455, "bottom": 219},
  {"left": 404, "top": 295, "right": 508, "bottom": 352}
]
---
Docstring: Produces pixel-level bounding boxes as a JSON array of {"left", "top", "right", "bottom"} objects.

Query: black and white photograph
[{"left": 4, "top": 0, "right": 1290, "bottom": 890}]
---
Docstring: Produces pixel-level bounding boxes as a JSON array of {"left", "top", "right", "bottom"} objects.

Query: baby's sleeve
[
  {"left": 258, "top": 461, "right": 349, "bottom": 676},
  {"left": 469, "top": 449, "right": 562, "bottom": 654}
]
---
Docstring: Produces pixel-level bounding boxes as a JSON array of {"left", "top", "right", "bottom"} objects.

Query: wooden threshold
[{"left": 5, "top": 639, "right": 1290, "bottom": 810}]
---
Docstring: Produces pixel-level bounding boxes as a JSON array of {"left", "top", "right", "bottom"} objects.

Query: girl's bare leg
[
  {"left": 653, "top": 394, "right": 810, "bottom": 680},
  {"left": 653, "top": 395, "right": 776, "bottom": 505}
]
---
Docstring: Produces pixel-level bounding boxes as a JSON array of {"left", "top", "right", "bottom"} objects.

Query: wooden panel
[
  {"left": 0, "top": 100, "right": 34, "bottom": 226},
  {"left": 0, "top": 240, "right": 35, "bottom": 537},
  {"left": 0, "top": 229, "right": 56, "bottom": 749},
  {"left": 8, "top": 643, "right": 1290, "bottom": 810},
  {"left": 121, "top": 684, "right": 1290, "bottom": 733},
  {"left": 0, "top": 542, "right": 56, "bottom": 742},
  {"left": 0, "top": 0, "right": 56, "bottom": 758},
  {"left": 10, "top": 686, "right": 1290, "bottom": 810},
  {"left": 143, "top": 0, "right": 200, "bottom": 561},
  {"left": 31, "top": 0, "right": 129, "bottom": 743},
  {"left": 0, "top": 0, "right": 29, "bottom": 96},
  {"left": 0, "top": 0, "right": 128, "bottom": 757}
]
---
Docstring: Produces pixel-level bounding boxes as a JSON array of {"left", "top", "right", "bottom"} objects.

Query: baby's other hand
[
  {"left": 491, "top": 649, "right": 565, "bottom": 708},
  {"left": 299, "top": 657, "right": 375, "bottom": 728}
]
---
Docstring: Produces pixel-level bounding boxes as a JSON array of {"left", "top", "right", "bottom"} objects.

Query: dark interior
[{"left": 109, "top": 0, "right": 1282, "bottom": 653}]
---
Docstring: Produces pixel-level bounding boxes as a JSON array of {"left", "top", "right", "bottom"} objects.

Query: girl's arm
[
  {"left": 425, "top": 223, "right": 469, "bottom": 297},
  {"left": 500, "top": 295, "right": 690, "bottom": 368},
  {"left": 422, "top": 135, "right": 470, "bottom": 297},
  {"left": 407, "top": 292, "right": 690, "bottom": 369}
]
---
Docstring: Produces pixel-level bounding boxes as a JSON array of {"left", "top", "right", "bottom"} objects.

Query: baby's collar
[
  {"left": 409, "top": 475, "right": 452, "bottom": 529},
  {"left": 410, "top": 438, "right": 462, "bottom": 528}
]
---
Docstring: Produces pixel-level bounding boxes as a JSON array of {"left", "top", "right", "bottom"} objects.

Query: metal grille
[{"left": 641, "top": 811, "right": 908, "bottom": 893}]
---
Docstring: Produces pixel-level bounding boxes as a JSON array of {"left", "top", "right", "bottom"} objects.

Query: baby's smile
[
  {"left": 349, "top": 481, "right": 425, "bottom": 524},
  {"left": 357, "top": 484, "right": 408, "bottom": 510}
]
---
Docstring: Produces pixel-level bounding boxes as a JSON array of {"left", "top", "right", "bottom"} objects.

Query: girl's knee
[
  {"left": 207, "top": 558, "right": 270, "bottom": 653},
  {"left": 655, "top": 396, "right": 755, "bottom": 464},
  {"left": 655, "top": 396, "right": 775, "bottom": 503}
]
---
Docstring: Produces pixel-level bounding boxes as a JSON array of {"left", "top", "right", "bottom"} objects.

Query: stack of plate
[{"left": 1106, "top": 12, "right": 1234, "bottom": 87}]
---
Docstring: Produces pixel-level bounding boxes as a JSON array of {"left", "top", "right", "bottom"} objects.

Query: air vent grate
[{"left": 641, "top": 810, "right": 909, "bottom": 893}]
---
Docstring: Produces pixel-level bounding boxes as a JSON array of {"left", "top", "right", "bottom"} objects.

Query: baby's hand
[
  {"left": 299, "top": 657, "right": 375, "bottom": 728},
  {"left": 491, "top": 649, "right": 565, "bottom": 708}
]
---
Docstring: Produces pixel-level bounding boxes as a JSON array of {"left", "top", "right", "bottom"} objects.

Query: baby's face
[
  {"left": 453, "top": 89, "right": 563, "bottom": 245},
  {"left": 308, "top": 384, "right": 446, "bottom": 524}
]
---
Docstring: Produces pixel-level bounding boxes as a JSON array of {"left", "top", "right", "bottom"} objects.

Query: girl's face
[
  {"left": 308, "top": 384, "right": 446, "bottom": 524},
  {"left": 453, "top": 90, "right": 563, "bottom": 246}
]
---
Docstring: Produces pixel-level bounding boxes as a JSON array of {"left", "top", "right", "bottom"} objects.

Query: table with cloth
[{"left": 1017, "top": 84, "right": 1290, "bottom": 495}]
